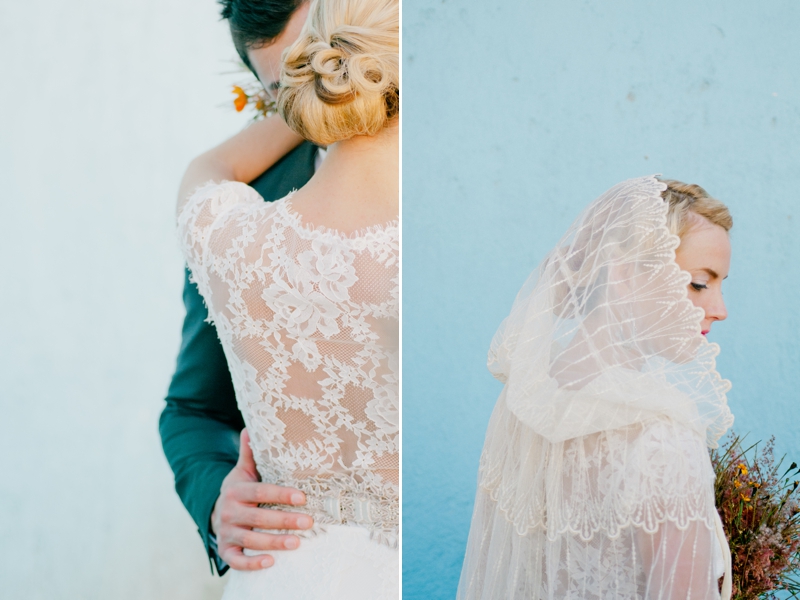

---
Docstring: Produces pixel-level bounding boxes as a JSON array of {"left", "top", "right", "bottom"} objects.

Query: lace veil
[{"left": 458, "top": 176, "right": 733, "bottom": 599}]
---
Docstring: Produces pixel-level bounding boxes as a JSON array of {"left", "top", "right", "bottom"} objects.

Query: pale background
[
  {"left": 403, "top": 0, "right": 800, "bottom": 597},
  {"left": 0, "top": 0, "right": 259, "bottom": 597}
]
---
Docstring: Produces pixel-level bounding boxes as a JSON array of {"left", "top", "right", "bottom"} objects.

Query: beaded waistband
[{"left": 258, "top": 471, "right": 399, "bottom": 548}]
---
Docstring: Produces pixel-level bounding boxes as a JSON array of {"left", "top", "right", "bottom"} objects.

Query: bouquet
[{"left": 712, "top": 434, "right": 800, "bottom": 598}]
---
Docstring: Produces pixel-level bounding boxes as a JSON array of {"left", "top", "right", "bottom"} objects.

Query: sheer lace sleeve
[{"left": 176, "top": 180, "right": 266, "bottom": 305}]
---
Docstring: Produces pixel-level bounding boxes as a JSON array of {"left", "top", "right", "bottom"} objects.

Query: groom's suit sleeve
[{"left": 159, "top": 141, "right": 318, "bottom": 575}]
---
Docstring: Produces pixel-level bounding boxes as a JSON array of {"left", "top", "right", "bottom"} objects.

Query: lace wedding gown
[
  {"left": 458, "top": 176, "right": 733, "bottom": 599},
  {"left": 177, "top": 181, "right": 399, "bottom": 600}
]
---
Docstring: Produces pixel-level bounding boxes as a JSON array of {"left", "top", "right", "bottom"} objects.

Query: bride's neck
[
  {"left": 290, "top": 123, "right": 398, "bottom": 232},
  {"left": 323, "top": 122, "right": 399, "bottom": 188}
]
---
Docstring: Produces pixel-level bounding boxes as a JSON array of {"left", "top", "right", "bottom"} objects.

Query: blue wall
[{"left": 402, "top": 1, "right": 800, "bottom": 597}]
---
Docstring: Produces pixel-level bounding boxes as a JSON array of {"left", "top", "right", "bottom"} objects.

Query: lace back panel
[{"left": 177, "top": 181, "right": 399, "bottom": 545}]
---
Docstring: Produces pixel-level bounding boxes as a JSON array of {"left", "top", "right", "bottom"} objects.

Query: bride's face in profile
[{"left": 674, "top": 214, "right": 731, "bottom": 335}]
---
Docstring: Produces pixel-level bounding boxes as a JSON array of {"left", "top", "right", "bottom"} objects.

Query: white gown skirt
[{"left": 221, "top": 525, "right": 399, "bottom": 600}]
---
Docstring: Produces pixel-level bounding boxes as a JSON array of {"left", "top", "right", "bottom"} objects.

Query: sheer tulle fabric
[
  {"left": 458, "top": 176, "right": 733, "bottom": 599},
  {"left": 177, "top": 182, "right": 398, "bottom": 598}
]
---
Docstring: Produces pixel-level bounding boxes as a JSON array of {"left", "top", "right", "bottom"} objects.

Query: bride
[
  {"left": 174, "top": 0, "right": 399, "bottom": 597},
  {"left": 458, "top": 176, "right": 734, "bottom": 599}
]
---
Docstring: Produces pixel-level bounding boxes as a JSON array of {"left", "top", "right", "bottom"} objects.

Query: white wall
[{"left": 0, "top": 1, "right": 257, "bottom": 597}]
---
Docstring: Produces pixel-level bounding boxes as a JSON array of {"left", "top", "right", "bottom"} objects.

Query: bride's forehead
[
  {"left": 679, "top": 216, "right": 730, "bottom": 247},
  {"left": 676, "top": 222, "right": 732, "bottom": 274}
]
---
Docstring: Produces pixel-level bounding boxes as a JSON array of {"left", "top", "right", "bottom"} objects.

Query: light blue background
[{"left": 403, "top": 1, "right": 800, "bottom": 597}]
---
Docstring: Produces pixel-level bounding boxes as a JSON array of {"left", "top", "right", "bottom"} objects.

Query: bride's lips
[{"left": 701, "top": 330, "right": 709, "bottom": 336}]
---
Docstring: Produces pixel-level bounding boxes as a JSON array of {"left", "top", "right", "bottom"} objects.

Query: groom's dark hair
[{"left": 219, "top": 0, "right": 304, "bottom": 70}]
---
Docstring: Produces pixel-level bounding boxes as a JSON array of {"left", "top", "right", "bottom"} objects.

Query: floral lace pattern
[{"left": 177, "top": 181, "right": 399, "bottom": 545}]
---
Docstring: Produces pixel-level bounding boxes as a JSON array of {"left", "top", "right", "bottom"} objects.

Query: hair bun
[
  {"left": 277, "top": 0, "right": 399, "bottom": 146},
  {"left": 309, "top": 39, "right": 356, "bottom": 104}
]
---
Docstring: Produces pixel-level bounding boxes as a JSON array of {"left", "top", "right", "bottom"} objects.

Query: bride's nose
[{"left": 706, "top": 290, "right": 727, "bottom": 323}]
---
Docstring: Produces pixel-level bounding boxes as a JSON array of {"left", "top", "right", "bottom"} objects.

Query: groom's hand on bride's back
[{"left": 212, "top": 429, "right": 314, "bottom": 570}]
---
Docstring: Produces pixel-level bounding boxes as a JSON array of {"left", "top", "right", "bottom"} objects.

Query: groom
[{"left": 160, "top": 0, "right": 316, "bottom": 576}]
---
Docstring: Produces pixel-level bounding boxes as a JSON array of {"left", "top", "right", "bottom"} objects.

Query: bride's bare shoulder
[{"left": 284, "top": 185, "right": 397, "bottom": 238}]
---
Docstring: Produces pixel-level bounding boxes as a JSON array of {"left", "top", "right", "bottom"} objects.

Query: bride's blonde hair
[
  {"left": 660, "top": 179, "right": 733, "bottom": 237},
  {"left": 277, "top": 0, "right": 399, "bottom": 146}
]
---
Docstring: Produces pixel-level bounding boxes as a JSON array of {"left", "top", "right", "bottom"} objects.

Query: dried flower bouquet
[{"left": 712, "top": 434, "right": 800, "bottom": 598}]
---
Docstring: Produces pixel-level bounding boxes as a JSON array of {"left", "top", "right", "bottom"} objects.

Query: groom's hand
[{"left": 211, "top": 429, "right": 314, "bottom": 570}]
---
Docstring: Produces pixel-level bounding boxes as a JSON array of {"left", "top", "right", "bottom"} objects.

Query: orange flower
[
  {"left": 740, "top": 493, "right": 751, "bottom": 503},
  {"left": 734, "top": 480, "right": 742, "bottom": 488},
  {"left": 738, "top": 463, "right": 748, "bottom": 476},
  {"left": 232, "top": 85, "right": 248, "bottom": 112}
]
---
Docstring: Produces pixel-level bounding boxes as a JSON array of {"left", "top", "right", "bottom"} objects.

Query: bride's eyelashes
[{"left": 690, "top": 282, "right": 709, "bottom": 291}]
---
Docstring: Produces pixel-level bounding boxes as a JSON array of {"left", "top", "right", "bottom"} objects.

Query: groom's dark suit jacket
[{"left": 159, "top": 142, "right": 318, "bottom": 575}]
